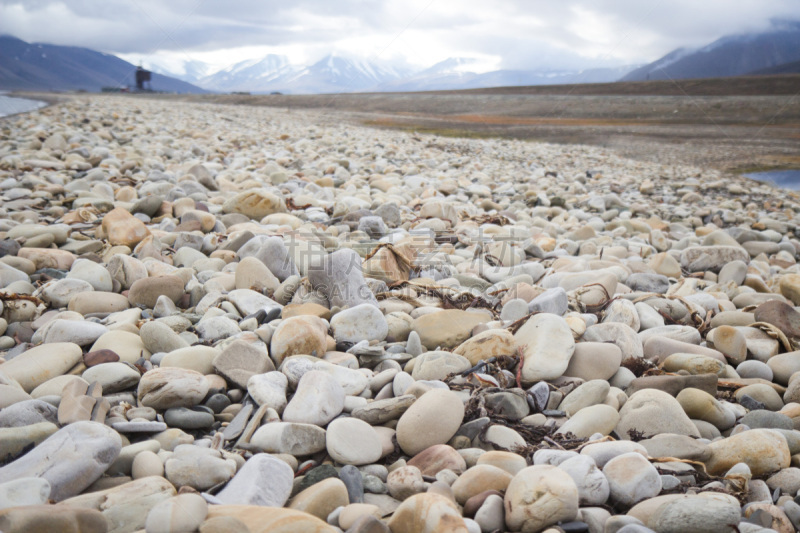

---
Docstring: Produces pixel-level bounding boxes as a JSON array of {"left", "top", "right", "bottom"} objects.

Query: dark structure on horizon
[{"left": 135, "top": 66, "right": 151, "bottom": 90}]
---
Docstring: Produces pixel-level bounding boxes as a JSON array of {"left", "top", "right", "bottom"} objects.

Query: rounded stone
[
  {"left": 515, "top": 313, "right": 575, "bottom": 382},
  {"left": 504, "top": 465, "right": 579, "bottom": 532},
  {"left": 602, "top": 452, "right": 662, "bottom": 507},
  {"left": 616, "top": 388, "right": 700, "bottom": 440},
  {"left": 132, "top": 450, "right": 164, "bottom": 479},
  {"left": 705, "top": 428, "right": 790, "bottom": 476},
  {"left": 128, "top": 276, "right": 184, "bottom": 309},
  {"left": 330, "top": 303, "right": 388, "bottom": 343},
  {"left": 326, "top": 417, "right": 382, "bottom": 466},
  {"left": 396, "top": 389, "right": 465, "bottom": 456},
  {"left": 145, "top": 493, "right": 208, "bottom": 533},
  {"left": 269, "top": 315, "right": 328, "bottom": 365},
  {"left": 563, "top": 342, "right": 622, "bottom": 381},
  {"left": 137, "top": 367, "right": 209, "bottom": 410}
]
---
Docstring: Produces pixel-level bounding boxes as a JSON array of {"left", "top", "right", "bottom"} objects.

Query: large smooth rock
[
  {"left": 705, "top": 428, "right": 790, "bottom": 476},
  {"left": 504, "top": 465, "right": 579, "bottom": 532},
  {"left": 102, "top": 207, "right": 150, "bottom": 247},
  {"left": 214, "top": 340, "right": 275, "bottom": 388},
  {"left": 514, "top": 313, "right": 575, "bottom": 382},
  {"left": 603, "top": 452, "right": 661, "bottom": 506},
  {"left": 680, "top": 246, "right": 749, "bottom": 273},
  {"left": 223, "top": 190, "right": 286, "bottom": 219},
  {"left": 58, "top": 476, "right": 176, "bottom": 533},
  {"left": 128, "top": 276, "right": 185, "bottom": 309},
  {"left": 160, "top": 345, "right": 219, "bottom": 375},
  {"left": 206, "top": 504, "right": 338, "bottom": 533},
  {"left": 645, "top": 492, "right": 741, "bottom": 533},
  {"left": 270, "top": 315, "right": 328, "bottom": 365},
  {"left": 0, "top": 421, "right": 121, "bottom": 501},
  {"left": 0, "top": 477, "right": 51, "bottom": 509},
  {"left": 326, "top": 417, "right": 382, "bottom": 466},
  {"left": 407, "top": 444, "right": 467, "bottom": 476},
  {"left": 137, "top": 367, "right": 209, "bottom": 409},
  {"left": 410, "top": 351, "right": 471, "bottom": 381},
  {"left": 42, "top": 319, "right": 108, "bottom": 346},
  {"left": 0, "top": 505, "right": 107, "bottom": 533},
  {"left": 557, "top": 455, "right": 609, "bottom": 506},
  {"left": 236, "top": 236, "right": 298, "bottom": 282},
  {"left": 288, "top": 477, "right": 349, "bottom": 521},
  {"left": 0, "top": 342, "right": 83, "bottom": 392},
  {"left": 616, "top": 388, "right": 700, "bottom": 439},
  {"left": 387, "top": 492, "right": 468, "bottom": 533},
  {"left": 164, "top": 446, "right": 236, "bottom": 490},
  {"left": 307, "top": 249, "right": 378, "bottom": 308},
  {"left": 451, "top": 464, "right": 513, "bottom": 505},
  {"left": 0, "top": 399, "right": 58, "bottom": 427},
  {"left": 396, "top": 389, "right": 464, "bottom": 456},
  {"left": 454, "top": 329, "right": 517, "bottom": 365},
  {"left": 145, "top": 493, "right": 208, "bottom": 533},
  {"left": 330, "top": 303, "right": 388, "bottom": 343},
  {"left": 247, "top": 371, "right": 288, "bottom": 413},
  {"left": 583, "top": 322, "right": 643, "bottom": 360},
  {"left": 282, "top": 370, "right": 345, "bottom": 426},
  {"left": 250, "top": 422, "right": 327, "bottom": 456},
  {"left": 216, "top": 453, "right": 294, "bottom": 507},
  {"left": 556, "top": 404, "right": 620, "bottom": 438},
  {"left": 411, "top": 310, "right": 491, "bottom": 350},
  {"left": 563, "top": 342, "right": 622, "bottom": 381}
]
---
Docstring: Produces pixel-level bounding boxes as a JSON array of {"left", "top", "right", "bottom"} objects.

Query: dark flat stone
[{"left": 754, "top": 300, "right": 800, "bottom": 338}]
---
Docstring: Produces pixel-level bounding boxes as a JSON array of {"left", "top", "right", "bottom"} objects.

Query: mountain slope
[
  {"left": 267, "top": 54, "right": 411, "bottom": 94},
  {"left": 378, "top": 61, "right": 637, "bottom": 92},
  {"left": 0, "top": 35, "right": 206, "bottom": 93},
  {"left": 622, "top": 20, "right": 800, "bottom": 81},
  {"left": 748, "top": 59, "right": 800, "bottom": 76},
  {"left": 198, "top": 55, "right": 298, "bottom": 92}
]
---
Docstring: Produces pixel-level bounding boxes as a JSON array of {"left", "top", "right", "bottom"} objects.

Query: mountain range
[
  {"left": 2, "top": 20, "right": 800, "bottom": 95},
  {"left": 0, "top": 35, "right": 206, "bottom": 93},
  {"left": 622, "top": 20, "right": 800, "bottom": 81},
  {"left": 139, "top": 53, "right": 637, "bottom": 94}
]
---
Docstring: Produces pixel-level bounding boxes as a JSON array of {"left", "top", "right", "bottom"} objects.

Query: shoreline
[{"left": 0, "top": 94, "right": 49, "bottom": 118}]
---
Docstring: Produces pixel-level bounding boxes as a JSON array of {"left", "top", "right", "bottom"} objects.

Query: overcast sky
[{"left": 1, "top": 0, "right": 799, "bottom": 72}]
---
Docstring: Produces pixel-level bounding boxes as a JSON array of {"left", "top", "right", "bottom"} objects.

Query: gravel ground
[{"left": 1, "top": 95, "right": 800, "bottom": 532}]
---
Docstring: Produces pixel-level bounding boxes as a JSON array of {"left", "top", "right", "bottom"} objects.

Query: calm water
[
  {"left": 744, "top": 170, "right": 800, "bottom": 190},
  {"left": 0, "top": 94, "right": 47, "bottom": 117}
]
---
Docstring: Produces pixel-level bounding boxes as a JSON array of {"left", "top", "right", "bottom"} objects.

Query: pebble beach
[{"left": 1, "top": 95, "right": 800, "bottom": 532}]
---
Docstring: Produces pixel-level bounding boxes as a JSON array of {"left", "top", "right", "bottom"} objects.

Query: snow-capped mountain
[
  {"left": 268, "top": 53, "right": 412, "bottom": 94},
  {"left": 622, "top": 19, "right": 800, "bottom": 81},
  {"left": 198, "top": 54, "right": 298, "bottom": 92},
  {"left": 378, "top": 60, "right": 637, "bottom": 92}
]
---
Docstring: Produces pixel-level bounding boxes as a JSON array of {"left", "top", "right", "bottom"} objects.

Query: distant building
[{"left": 136, "top": 66, "right": 151, "bottom": 90}]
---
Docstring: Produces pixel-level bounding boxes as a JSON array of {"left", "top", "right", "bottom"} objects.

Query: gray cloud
[{"left": 1, "top": 0, "right": 798, "bottom": 69}]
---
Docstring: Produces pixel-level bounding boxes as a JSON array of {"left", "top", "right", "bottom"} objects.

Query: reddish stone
[
  {"left": 84, "top": 349, "right": 120, "bottom": 367},
  {"left": 463, "top": 489, "right": 504, "bottom": 517},
  {"left": 406, "top": 444, "right": 466, "bottom": 476}
]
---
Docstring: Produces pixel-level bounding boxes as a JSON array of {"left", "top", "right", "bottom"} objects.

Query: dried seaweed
[
  {"left": 383, "top": 279, "right": 502, "bottom": 317},
  {"left": 285, "top": 197, "right": 313, "bottom": 210},
  {"left": 621, "top": 356, "right": 659, "bottom": 377},
  {"left": 454, "top": 385, "right": 588, "bottom": 456},
  {"left": 461, "top": 213, "right": 513, "bottom": 226},
  {"left": 0, "top": 292, "right": 45, "bottom": 306}
]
